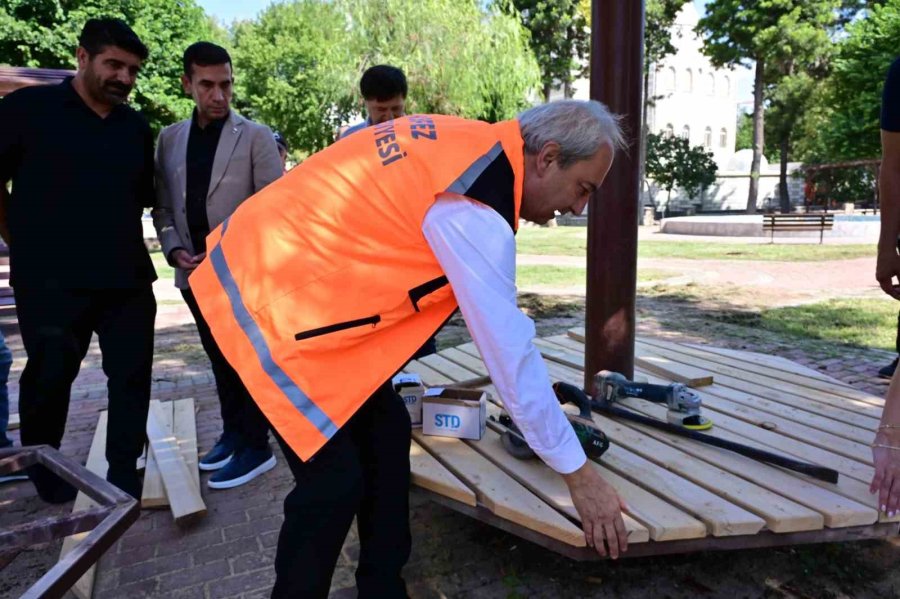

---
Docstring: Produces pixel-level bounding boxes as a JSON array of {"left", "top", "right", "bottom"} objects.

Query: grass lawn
[
  {"left": 149, "top": 249, "right": 175, "bottom": 280},
  {"left": 517, "top": 265, "right": 673, "bottom": 287},
  {"left": 718, "top": 298, "right": 898, "bottom": 351},
  {"left": 516, "top": 227, "right": 874, "bottom": 261}
]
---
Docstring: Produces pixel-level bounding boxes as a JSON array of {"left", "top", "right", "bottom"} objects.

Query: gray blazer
[{"left": 152, "top": 110, "right": 282, "bottom": 289}]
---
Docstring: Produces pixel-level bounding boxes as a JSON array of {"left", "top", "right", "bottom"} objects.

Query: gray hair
[{"left": 517, "top": 100, "right": 626, "bottom": 168}]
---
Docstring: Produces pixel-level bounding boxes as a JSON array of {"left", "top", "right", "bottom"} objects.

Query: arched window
[
  {"left": 722, "top": 75, "right": 731, "bottom": 97},
  {"left": 719, "top": 127, "right": 728, "bottom": 148},
  {"left": 664, "top": 123, "right": 674, "bottom": 138},
  {"left": 684, "top": 68, "right": 693, "bottom": 93},
  {"left": 665, "top": 67, "right": 676, "bottom": 92},
  {"left": 707, "top": 73, "right": 716, "bottom": 96},
  {"left": 704, "top": 127, "right": 712, "bottom": 148},
  {"left": 681, "top": 125, "right": 690, "bottom": 140}
]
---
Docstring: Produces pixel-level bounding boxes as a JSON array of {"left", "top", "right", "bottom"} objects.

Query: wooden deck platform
[{"left": 405, "top": 329, "right": 899, "bottom": 560}]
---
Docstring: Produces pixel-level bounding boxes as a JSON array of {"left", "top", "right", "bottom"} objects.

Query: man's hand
[
  {"left": 876, "top": 249, "right": 900, "bottom": 300},
  {"left": 171, "top": 248, "right": 204, "bottom": 272},
  {"left": 562, "top": 461, "right": 628, "bottom": 558}
]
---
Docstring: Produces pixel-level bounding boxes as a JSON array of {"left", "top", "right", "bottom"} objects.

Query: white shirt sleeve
[{"left": 421, "top": 195, "right": 587, "bottom": 474}]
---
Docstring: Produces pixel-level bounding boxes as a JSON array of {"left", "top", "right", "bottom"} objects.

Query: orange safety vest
[{"left": 190, "top": 115, "right": 525, "bottom": 460}]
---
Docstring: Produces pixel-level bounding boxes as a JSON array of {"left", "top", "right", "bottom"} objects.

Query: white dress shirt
[{"left": 421, "top": 195, "right": 587, "bottom": 474}]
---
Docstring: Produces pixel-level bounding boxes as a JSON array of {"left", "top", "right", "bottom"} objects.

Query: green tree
[
  {"left": 795, "top": 0, "right": 899, "bottom": 163},
  {"left": 0, "top": 0, "right": 223, "bottom": 133},
  {"left": 646, "top": 132, "right": 718, "bottom": 215},
  {"left": 697, "top": 0, "right": 839, "bottom": 213},
  {"left": 735, "top": 111, "right": 753, "bottom": 151},
  {"left": 231, "top": 0, "right": 356, "bottom": 154},
  {"left": 510, "top": 0, "right": 588, "bottom": 101},
  {"left": 339, "top": 0, "right": 539, "bottom": 121}
]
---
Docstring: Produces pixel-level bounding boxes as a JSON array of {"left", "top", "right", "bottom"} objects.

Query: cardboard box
[
  {"left": 392, "top": 373, "right": 425, "bottom": 427},
  {"left": 422, "top": 388, "right": 487, "bottom": 440}
]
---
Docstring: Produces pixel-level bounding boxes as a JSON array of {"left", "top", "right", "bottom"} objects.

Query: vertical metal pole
[{"left": 584, "top": 0, "right": 645, "bottom": 390}]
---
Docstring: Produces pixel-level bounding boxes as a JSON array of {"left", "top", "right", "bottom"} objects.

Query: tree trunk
[
  {"left": 747, "top": 57, "right": 765, "bottom": 214},
  {"left": 779, "top": 136, "right": 791, "bottom": 212},
  {"left": 564, "top": 79, "right": 572, "bottom": 98},
  {"left": 543, "top": 82, "right": 551, "bottom": 103},
  {"left": 639, "top": 66, "right": 650, "bottom": 209}
]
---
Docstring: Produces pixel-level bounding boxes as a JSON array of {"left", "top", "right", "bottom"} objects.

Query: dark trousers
[
  {"left": 271, "top": 382, "right": 412, "bottom": 599},
  {"left": 15, "top": 287, "right": 156, "bottom": 477},
  {"left": 182, "top": 287, "right": 268, "bottom": 450}
]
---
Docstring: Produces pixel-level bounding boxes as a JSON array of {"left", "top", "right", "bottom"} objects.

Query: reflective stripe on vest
[{"left": 209, "top": 218, "right": 339, "bottom": 440}]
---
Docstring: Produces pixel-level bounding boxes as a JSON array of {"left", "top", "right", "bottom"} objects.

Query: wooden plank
[
  {"left": 633, "top": 340, "right": 884, "bottom": 420},
  {"left": 584, "top": 409, "right": 824, "bottom": 533},
  {"left": 438, "top": 347, "right": 490, "bottom": 376},
  {"left": 463, "top": 362, "right": 762, "bottom": 537},
  {"left": 444, "top": 358, "right": 707, "bottom": 541},
  {"left": 534, "top": 353, "right": 893, "bottom": 522},
  {"left": 412, "top": 430, "right": 587, "bottom": 546},
  {"left": 173, "top": 398, "right": 200, "bottom": 492},
  {"left": 609, "top": 399, "right": 877, "bottom": 528},
  {"left": 418, "top": 353, "right": 482, "bottom": 383},
  {"left": 8, "top": 412, "right": 18, "bottom": 430},
  {"left": 633, "top": 344, "right": 713, "bottom": 387},
  {"left": 59, "top": 411, "right": 108, "bottom": 599},
  {"left": 683, "top": 343, "right": 856, "bottom": 386},
  {"left": 410, "top": 439, "right": 477, "bottom": 507},
  {"left": 547, "top": 335, "right": 875, "bottom": 454},
  {"left": 683, "top": 383, "right": 873, "bottom": 462},
  {"left": 146, "top": 401, "right": 206, "bottom": 526},
  {"left": 481, "top": 403, "right": 705, "bottom": 542},
  {"left": 556, "top": 335, "right": 880, "bottom": 430},
  {"left": 676, "top": 341, "right": 884, "bottom": 406},
  {"left": 466, "top": 426, "right": 651, "bottom": 543},
  {"left": 535, "top": 340, "right": 876, "bottom": 484},
  {"left": 427, "top": 350, "right": 686, "bottom": 541},
  {"left": 141, "top": 400, "right": 171, "bottom": 509},
  {"left": 402, "top": 360, "right": 454, "bottom": 386}
]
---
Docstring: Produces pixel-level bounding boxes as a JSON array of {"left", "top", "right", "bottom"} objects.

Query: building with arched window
[{"left": 646, "top": 4, "right": 738, "bottom": 168}]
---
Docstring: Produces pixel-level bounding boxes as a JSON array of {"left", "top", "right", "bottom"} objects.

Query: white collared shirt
[{"left": 422, "top": 195, "right": 587, "bottom": 474}]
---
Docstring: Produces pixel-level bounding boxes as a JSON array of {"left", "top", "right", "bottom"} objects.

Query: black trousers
[
  {"left": 182, "top": 287, "right": 269, "bottom": 450},
  {"left": 15, "top": 287, "right": 156, "bottom": 474},
  {"left": 271, "top": 381, "right": 412, "bottom": 599}
]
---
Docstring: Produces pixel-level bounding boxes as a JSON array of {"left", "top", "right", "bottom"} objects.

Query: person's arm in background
[
  {"left": 252, "top": 126, "right": 283, "bottom": 192},
  {"left": 876, "top": 59, "right": 900, "bottom": 299},
  {"left": 422, "top": 196, "right": 628, "bottom": 558},
  {"left": 871, "top": 58, "right": 900, "bottom": 516}
]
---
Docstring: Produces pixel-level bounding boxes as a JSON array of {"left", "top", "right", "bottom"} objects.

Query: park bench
[{"left": 763, "top": 213, "right": 834, "bottom": 244}]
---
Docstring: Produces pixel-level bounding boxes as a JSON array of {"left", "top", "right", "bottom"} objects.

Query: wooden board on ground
[
  {"left": 146, "top": 401, "right": 206, "bottom": 526},
  {"left": 173, "top": 398, "right": 200, "bottom": 491},
  {"left": 58, "top": 411, "right": 108, "bottom": 599},
  {"left": 410, "top": 439, "right": 477, "bottom": 507},
  {"left": 412, "top": 430, "right": 587, "bottom": 547},
  {"left": 141, "top": 399, "right": 171, "bottom": 509}
]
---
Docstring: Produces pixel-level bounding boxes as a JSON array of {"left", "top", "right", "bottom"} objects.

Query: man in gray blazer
[{"left": 153, "top": 42, "right": 282, "bottom": 489}]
